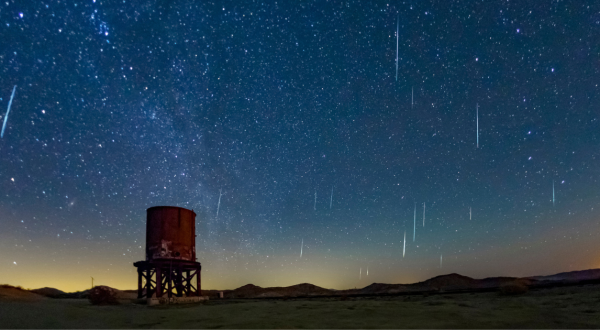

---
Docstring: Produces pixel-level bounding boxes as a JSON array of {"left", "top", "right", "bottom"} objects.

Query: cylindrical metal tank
[{"left": 146, "top": 206, "right": 196, "bottom": 261}]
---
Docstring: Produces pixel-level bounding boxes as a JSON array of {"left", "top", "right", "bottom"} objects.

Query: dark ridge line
[{"left": 223, "top": 279, "right": 600, "bottom": 301}]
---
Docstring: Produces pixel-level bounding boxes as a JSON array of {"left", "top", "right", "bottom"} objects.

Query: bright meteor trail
[
  {"left": 423, "top": 202, "right": 425, "bottom": 227},
  {"left": 476, "top": 103, "right": 479, "bottom": 148},
  {"left": 216, "top": 188, "right": 223, "bottom": 219},
  {"left": 395, "top": 15, "right": 399, "bottom": 81},
  {"left": 1, "top": 85, "right": 17, "bottom": 138},
  {"left": 413, "top": 203, "right": 416, "bottom": 242},
  {"left": 403, "top": 231, "right": 406, "bottom": 257}
]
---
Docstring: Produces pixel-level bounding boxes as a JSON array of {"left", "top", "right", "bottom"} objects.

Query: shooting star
[
  {"left": 552, "top": 180, "right": 555, "bottom": 206},
  {"left": 423, "top": 202, "right": 426, "bottom": 227},
  {"left": 300, "top": 238, "right": 303, "bottom": 258},
  {"left": 440, "top": 254, "right": 443, "bottom": 268},
  {"left": 395, "top": 15, "right": 399, "bottom": 81},
  {"left": 403, "top": 231, "right": 406, "bottom": 257},
  {"left": 1, "top": 85, "right": 17, "bottom": 138},
  {"left": 476, "top": 103, "right": 479, "bottom": 148},
  {"left": 330, "top": 186, "right": 333, "bottom": 209},
  {"left": 216, "top": 188, "right": 223, "bottom": 219},
  {"left": 360, "top": 267, "right": 362, "bottom": 280},
  {"left": 411, "top": 87, "right": 414, "bottom": 108},
  {"left": 413, "top": 203, "right": 416, "bottom": 242},
  {"left": 367, "top": 267, "right": 369, "bottom": 276},
  {"left": 314, "top": 190, "right": 317, "bottom": 211}
]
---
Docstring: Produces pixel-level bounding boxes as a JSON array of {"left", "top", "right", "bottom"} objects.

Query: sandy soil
[{"left": 1, "top": 284, "right": 599, "bottom": 328}]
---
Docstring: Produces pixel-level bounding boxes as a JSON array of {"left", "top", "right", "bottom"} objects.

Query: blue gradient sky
[{"left": 1, "top": 1, "right": 600, "bottom": 291}]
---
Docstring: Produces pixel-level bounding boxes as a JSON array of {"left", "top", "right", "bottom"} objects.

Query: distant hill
[
  {"left": 0, "top": 285, "right": 47, "bottom": 301},
  {"left": 352, "top": 274, "right": 523, "bottom": 295},
  {"left": 5, "top": 268, "right": 599, "bottom": 301},
  {"left": 56, "top": 289, "right": 91, "bottom": 299},
  {"left": 526, "top": 269, "right": 600, "bottom": 282},
  {"left": 355, "top": 282, "right": 408, "bottom": 295},
  {"left": 418, "top": 273, "right": 480, "bottom": 290},
  {"left": 225, "top": 283, "right": 332, "bottom": 298},
  {"left": 28, "top": 287, "right": 134, "bottom": 299},
  {"left": 221, "top": 269, "right": 600, "bottom": 298},
  {"left": 30, "top": 287, "right": 66, "bottom": 298}
]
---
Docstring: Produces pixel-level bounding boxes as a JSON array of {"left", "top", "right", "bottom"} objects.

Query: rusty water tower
[{"left": 133, "top": 206, "right": 202, "bottom": 299}]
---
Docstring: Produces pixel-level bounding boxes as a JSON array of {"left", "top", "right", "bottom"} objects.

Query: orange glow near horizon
[
  {"left": 3, "top": 207, "right": 600, "bottom": 293},
  {"left": 3, "top": 242, "right": 600, "bottom": 293}
]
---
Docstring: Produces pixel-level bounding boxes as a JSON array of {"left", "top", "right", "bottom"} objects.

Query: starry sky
[{"left": 1, "top": 0, "right": 600, "bottom": 292}]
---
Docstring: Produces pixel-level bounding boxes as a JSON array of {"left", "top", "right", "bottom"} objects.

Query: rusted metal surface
[
  {"left": 135, "top": 206, "right": 202, "bottom": 300},
  {"left": 146, "top": 206, "right": 197, "bottom": 261}
]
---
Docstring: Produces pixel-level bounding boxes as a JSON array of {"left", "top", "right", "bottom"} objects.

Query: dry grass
[{"left": 1, "top": 284, "right": 600, "bottom": 328}]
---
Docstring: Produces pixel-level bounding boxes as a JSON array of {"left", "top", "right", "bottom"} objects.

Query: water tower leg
[
  {"left": 146, "top": 269, "right": 153, "bottom": 298},
  {"left": 156, "top": 267, "right": 163, "bottom": 298},
  {"left": 137, "top": 269, "right": 142, "bottom": 299},
  {"left": 176, "top": 265, "right": 183, "bottom": 297},
  {"left": 196, "top": 267, "right": 201, "bottom": 297},
  {"left": 185, "top": 270, "right": 191, "bottom": 296},
  {"left": 167, "top": 267, "right": 173, "bottom": 298}
]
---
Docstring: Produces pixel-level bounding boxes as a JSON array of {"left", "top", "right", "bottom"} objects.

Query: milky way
[{"left": 1, "top": 1, "right": 600, "bottom": 291}]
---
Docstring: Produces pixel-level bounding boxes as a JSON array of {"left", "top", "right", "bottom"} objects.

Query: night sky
[{"left": 2, "top": 1, "right": 600, "bottom": 292}]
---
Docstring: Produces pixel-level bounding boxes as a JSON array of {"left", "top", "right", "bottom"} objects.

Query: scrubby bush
[
  {"left": 499, "top": 281, "right": 528, "bottom": 295},
  {"left": 88, "top": 286, "right": 119, "bottom": 305}
]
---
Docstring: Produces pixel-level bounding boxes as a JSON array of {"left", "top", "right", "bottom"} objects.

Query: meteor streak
[
  {"left": 330, "top": 186, "right": 333, "bottom": 209},
  {"left": 300, "top": 238, "right": 303, "bottom": 258},
  {"left": 476, "top": 103, "right": 479, "bottom": 148},
  {"left": 1, "top": 85, "right": 17, "bottom": 138},
  {"left": 314, "top": 190, "right": 317, "bottom": 211},
  {"left": 395, "top": 15, "right": 399, "bottom": 81},
  {"left": 413, "top": 203, "right": 416, "bottom": 241},
  {"left": 440, "top": 254, "right": 443, "bottom": 268},
  {"left": 216, "top": 188, "right": 223, "bottom": 219},
  {"left": 403, "top": 231, "right": 406, "bottom": 257},
  {"left": 423, "top": 202, "right": 425, "bottom": 227},
  {"left": 553, "top": 180, "right": 555, "bottom": 206}
]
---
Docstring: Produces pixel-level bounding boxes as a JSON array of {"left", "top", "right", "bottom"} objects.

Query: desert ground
[{"left": 1, "top": 284, "right": 600, "bottom": 328}]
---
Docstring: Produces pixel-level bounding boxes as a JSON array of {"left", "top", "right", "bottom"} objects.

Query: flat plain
[{"left": 1, "top": 284, "right": 599, "bottom": 328}]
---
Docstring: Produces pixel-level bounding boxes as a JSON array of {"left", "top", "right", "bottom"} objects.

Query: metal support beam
[
  {"left": 185, "top": 270, "right": 191, "bottom": 296},
  {"left": 197, "top": 267, "right": 201, "bottom": 297},
  {"left": 137, "top": 269, "right": 143, "bottom": 299},
  {"left": 156, "top": 267, "right": 162, "bottom": 298},
  {"left": 134, "top": 260, "right": 202, "bottom": 299}
]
